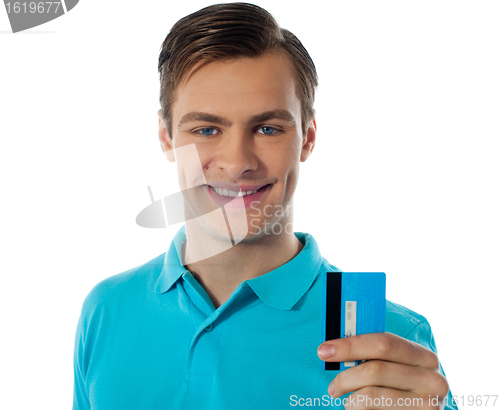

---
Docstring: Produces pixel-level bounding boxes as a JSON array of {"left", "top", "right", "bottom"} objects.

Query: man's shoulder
[
  {"left": 80, "top": 252, "right": 166, "bottom": 315},
  {"left": 320, "top": 257, "right": 342, "bottom": 273},
  {"left": 386, "top": 299, "right": 435, "bottom": 347}
]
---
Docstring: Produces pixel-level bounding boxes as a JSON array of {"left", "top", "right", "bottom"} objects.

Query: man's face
[{"left": 158, "top": 51, "right": 315, "bottom": 243}]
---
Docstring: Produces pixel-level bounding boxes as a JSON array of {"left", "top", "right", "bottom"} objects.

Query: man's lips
[
  {"left": 204, "top": 183, "right": 271, "bottom": 208},
  {"left": 207, "top": 184, "right": 270, "bottom": 193},
  {"left": 206, "top": 181, "right": 270, "bottom": 192}
]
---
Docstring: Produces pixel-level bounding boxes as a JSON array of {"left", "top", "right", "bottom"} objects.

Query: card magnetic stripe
[{"left": 322, "top": 272, "right": 342, "bottom": 370}]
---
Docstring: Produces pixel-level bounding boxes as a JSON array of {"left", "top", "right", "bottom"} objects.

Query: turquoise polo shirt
[{"left": 73, "top": 225, "right": 458, "bottom": 409}]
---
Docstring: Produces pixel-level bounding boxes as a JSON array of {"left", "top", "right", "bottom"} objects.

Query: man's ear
[
  {"left": 300, "top": 113, "right": 316, "bottom": 162},
  {"left": 158, "top": 109, "right": 175, "bottom": 162}
]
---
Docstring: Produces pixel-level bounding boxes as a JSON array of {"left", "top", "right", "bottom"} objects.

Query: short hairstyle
[{"left": 158, "top": 2, "right": 318, "bottom": 138}]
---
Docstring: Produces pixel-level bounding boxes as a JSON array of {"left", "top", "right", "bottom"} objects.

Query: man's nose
[{"left": 213, "top": 130, "right": 258, "bottom": 179}]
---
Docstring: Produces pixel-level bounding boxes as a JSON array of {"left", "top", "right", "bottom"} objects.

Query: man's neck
[{"left": 182, "top": 221, "right": 304, "bottom": 309}]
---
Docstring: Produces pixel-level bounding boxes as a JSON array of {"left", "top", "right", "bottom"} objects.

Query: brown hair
[{"left": 158, "top": 2, "right": 318, "bottom": 139}]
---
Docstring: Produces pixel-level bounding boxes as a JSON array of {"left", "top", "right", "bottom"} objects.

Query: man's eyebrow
[
  {"left": 248, "top": 109, "right": 296, "bottom": 125},
  {"left": 177, "top": 109, "right": 296, "bottom": 128},
  {"left": 177, "top": 112, "right": 232, "bottom": 128}
]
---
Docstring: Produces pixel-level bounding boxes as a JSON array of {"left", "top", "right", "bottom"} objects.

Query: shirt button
[{"left": 204, "top": 323, "right": 214, "bottom": 332}]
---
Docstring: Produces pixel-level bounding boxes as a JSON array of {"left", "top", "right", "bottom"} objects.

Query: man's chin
[{"left": 186, "top": 217, "right": 272, "bottom": 245}]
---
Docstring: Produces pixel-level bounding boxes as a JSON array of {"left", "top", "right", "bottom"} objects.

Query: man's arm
[{"left": 73, "top": 312, "right": 91, "bottom": 410}]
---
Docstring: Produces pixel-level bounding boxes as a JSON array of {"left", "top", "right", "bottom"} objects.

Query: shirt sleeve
[
  {"left": 405, "top": 319, "right": 459, "bottom": 410},
  {"left": 72, "top": 309, "right": 91, "bottom": 410}
]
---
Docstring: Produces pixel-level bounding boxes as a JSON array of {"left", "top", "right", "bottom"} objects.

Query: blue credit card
[{"left": 321, "top": 272, "right": 386, "bottom": 371}]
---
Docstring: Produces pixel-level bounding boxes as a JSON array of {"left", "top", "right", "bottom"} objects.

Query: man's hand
[{"left": 317, "top": 332, "right": 449, "bottom": 409}]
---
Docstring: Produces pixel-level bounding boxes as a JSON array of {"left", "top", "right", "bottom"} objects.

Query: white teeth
[{"left": 210, "top": 186, "right": 261, "bottom": 197}]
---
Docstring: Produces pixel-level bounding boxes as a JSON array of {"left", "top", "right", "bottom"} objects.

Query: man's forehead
[
  {"left": 171, "top": 52, "right": 300, "bottom": 124},
  {"left": 179, "top": 51, "right": 294, "bottom": 88}
]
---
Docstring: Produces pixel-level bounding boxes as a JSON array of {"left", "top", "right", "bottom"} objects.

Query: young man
[{"left": 73, "top": 3, "right": 457, "bottom": 409}]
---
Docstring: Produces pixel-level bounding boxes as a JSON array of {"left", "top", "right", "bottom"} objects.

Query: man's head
[
  {"left": 157, "top": 3, "right": 318, "bottom": 246},
  {"left": 157, "top": 2, "right": 318, "bottom": 139}
]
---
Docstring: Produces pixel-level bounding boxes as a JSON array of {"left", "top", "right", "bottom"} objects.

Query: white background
[{"left": 1, "top": 0, "right": 499, "bottom": 408}]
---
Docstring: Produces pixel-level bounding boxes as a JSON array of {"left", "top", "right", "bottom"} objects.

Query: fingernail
[
  {"left": 328, "top": 382, "right": 335, "bottom": 397},
  {"left": 318, "top": 344, "right": 336, "bottom": 359}
]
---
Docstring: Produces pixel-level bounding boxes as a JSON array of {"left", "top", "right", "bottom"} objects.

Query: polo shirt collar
[
  {"left": 154, "top": 225, "right": 189, "bottom": 294},
  {"left": 155, "top": 225, "right": 325, "bottom": 310}
]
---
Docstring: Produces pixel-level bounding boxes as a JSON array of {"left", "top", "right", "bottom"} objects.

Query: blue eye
[
  {"left": 258, "top": 126, "right": 276, "bottom": 135},
  {"left": 196, "top": 128, "right": 218, "bottom": 136}
]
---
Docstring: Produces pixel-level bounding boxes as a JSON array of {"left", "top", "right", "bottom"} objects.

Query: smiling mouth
[{"left": 208, "top": 184, "right": 270, "bottom": 198}]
